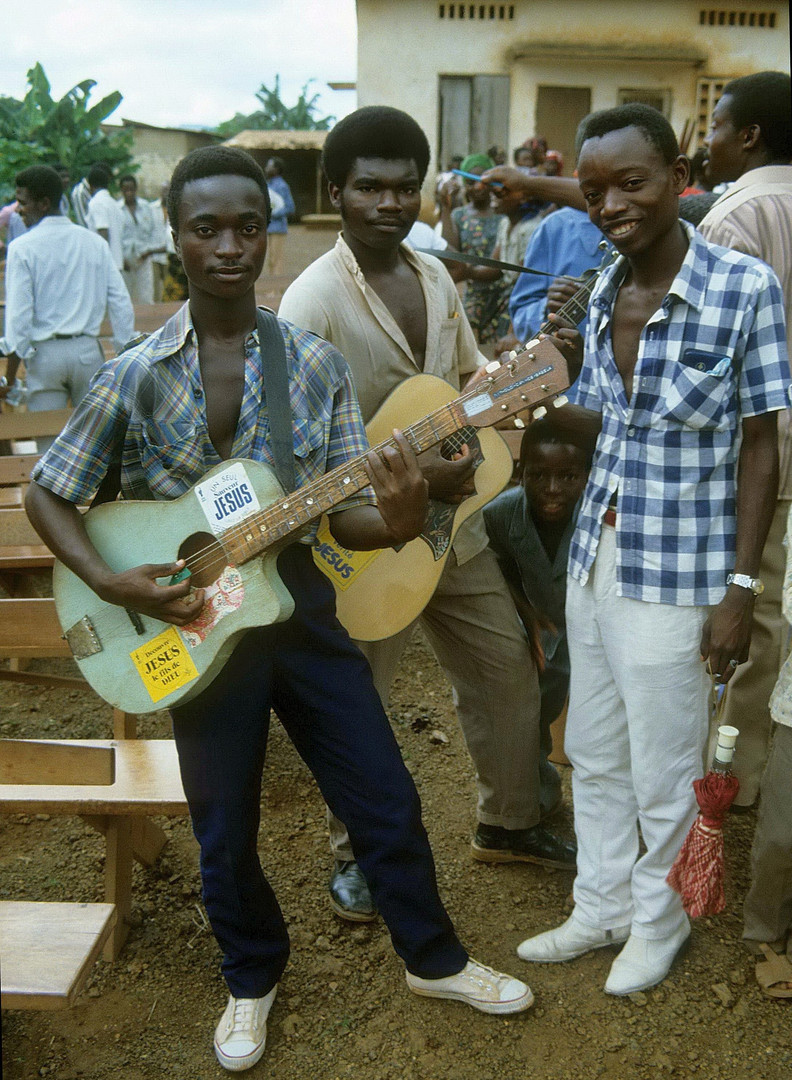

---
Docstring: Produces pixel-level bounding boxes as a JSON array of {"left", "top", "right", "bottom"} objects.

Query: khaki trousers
[
  {"left": 743, "top": 723, "right": 792, "bottom": 953},
  {"left": 712, "top": 498, "right": 792, "bottom": 805},
  {"left": 329, "top": 545, "right": 542, "bottom": 859}
]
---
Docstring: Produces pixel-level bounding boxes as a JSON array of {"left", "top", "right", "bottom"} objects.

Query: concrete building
[
  {"left": 356, "top": 0, "right": 790, "bottom": 186},
  {"left": 102, "top": 120, "right": 219, "bottom": 198}
]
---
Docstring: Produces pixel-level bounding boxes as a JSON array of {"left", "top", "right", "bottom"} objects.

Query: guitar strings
[{"left": 70, "top": 345, "right": 569, "bottom": 638}]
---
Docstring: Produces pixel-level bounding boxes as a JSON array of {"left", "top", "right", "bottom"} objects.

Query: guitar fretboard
[{"left": 222, "top": 398, "right": 468, "bottom": 564}]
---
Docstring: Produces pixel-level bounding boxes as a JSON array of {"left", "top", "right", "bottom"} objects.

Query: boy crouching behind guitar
[{"left": 25, "top": 146, "right": 534, "bottom": 1073}]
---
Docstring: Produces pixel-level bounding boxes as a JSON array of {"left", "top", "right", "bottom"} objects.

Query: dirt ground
[
  {"left": 1, "top": 630, "right": 791, "bottom": 1080},
  {"left": 2, "top": 227, "right": 791, "bottom": 1077}
]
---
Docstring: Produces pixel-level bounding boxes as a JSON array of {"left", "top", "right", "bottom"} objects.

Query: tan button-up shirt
[
  {"left": 699, "top": 165, "right": 792, "bottom": 497},
  {"left": 280, "top": 234, "right": 489, "bottom": 562}
]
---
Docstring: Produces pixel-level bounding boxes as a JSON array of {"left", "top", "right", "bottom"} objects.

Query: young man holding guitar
[
  {"left": 25, "top": 146, "right": 536, "bottom": 1071},
  {"left": 280, "top": 107, "right": 578, "bottom": 923}
]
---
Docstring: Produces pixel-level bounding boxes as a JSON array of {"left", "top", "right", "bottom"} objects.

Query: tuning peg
[
  {"left": 513, "top": 417, "right": 525, "bottom": 429},
  {"left": 533, "top": 406, "right": 547, "bottom": 420},
  {"left": 485, "top": 360, "right": 501, "bottom": 374},
  {"left": 508, "top": 349, "right": 520, "bottom": 361},
  {"left": 553, "top": 395, "right": 569, "bottom": 408}
]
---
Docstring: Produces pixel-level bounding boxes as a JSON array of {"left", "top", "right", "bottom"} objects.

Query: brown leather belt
[{"left": 603, "top": 507, "right": 617, "bottom": 527}]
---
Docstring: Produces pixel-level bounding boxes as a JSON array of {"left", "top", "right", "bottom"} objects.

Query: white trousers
[
  {"left": 122, "top": 257, "right": 154, "bottom": 304},
  {"left": 565, "top": 526, "right": 710, "bottom": 939}
]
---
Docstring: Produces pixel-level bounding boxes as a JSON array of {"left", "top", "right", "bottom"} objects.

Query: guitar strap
[{"left": 256, "top": 306, "right": 296, "bottom": 494}]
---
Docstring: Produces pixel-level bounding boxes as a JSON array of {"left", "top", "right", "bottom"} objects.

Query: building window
[
  {"left": 699, "top": 9, "right": 777, "bottom": 27},
  {"left": 438, "top": 4, "right": 516, "bottom": 19},
  {"left": 617, "top": 88, "right": 672, "bottom": 117}
]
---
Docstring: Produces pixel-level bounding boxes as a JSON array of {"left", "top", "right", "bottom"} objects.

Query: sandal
[{"left": 755, "top": 943, "right": 792, "bottom": 1000}]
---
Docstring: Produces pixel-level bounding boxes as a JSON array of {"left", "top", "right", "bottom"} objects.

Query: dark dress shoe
[
  {"left": 471, "top": 823, "right": 577, "bottom": 869},
  {"left": 329, "top": 860, "right": 378, "bottom": 922}
]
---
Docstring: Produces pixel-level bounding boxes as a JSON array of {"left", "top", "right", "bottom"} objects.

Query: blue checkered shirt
[
  {"left": 32, "top": 303, "right": 376, "bottom": 543},
  {"left": 569, "top": 223, "right": 791, "bottom": 606}
]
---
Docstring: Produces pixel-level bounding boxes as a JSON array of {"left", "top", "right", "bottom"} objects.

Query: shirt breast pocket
[
  {"left": 292, "top": 416, "right": 327, "bottom": 464},
  {"left": 140, "top": 422, "right": 207, "bottom": 492},
  {"left": 436, "top": 316, "right": 462, "bottom": 379},
  {"left": 661, "top": 352, "right": 734, "bottom": 431}
]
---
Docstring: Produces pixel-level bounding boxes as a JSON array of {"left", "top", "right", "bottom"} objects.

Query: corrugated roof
[{"left": 222, "top": 130, "right": 328, "bottom": 151}]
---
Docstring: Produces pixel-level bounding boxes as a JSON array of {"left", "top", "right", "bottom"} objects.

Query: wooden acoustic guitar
[
  {"left": 53, "top": 336, "right": 568, "bottom": 715},
  {"left": 314, "top": 243, "right": 618, "bottom": 641}
]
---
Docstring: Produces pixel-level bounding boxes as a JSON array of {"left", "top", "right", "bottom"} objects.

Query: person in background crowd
[
  {"left": 439, "top": 152, "right": 505, "bottom": 343},
  {"left": 86, "top": 163, "right": 125, "bottom": 270},
  {"left": 517, "top": 103, "right": 789, "bottom": 996},
  {"left": 118, "top": 175, "right": 162, "bottom": 304},
  {"left": 71, "top": 171, "right": 93, "bottom": 227},
  {"left": 509, "top": 207, "right": 604, "bottom": 347},
  {"left": 0, "top": 165, "right": 133, "bottom": 444},
  {"left": 264, "top": 157, "right": 295, "bottom": 276},
  {"left": 149, "top": 182, "right": 172, "bottom": 302},
  {"left": 484, "top": 419, "right": 592, "bottom": 817},
  {"left": 513, "top": 145, "right": 535, "bottom": 169},
  {"left": 743, "top": 501, "right": 792, "bottom": 996},
  {"left": 698, "top": 70, "right": 792, "bottom": 810}
]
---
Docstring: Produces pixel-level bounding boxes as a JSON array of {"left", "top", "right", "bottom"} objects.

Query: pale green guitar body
[{"left": 53, "top": 458, "right": 295, "bottom": 715}]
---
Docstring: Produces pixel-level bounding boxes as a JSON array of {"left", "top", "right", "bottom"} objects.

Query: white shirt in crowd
[
  {"left": 86, "top": 187, "right": 125, "bottom": 269},
  {"left": 1, "top": 215, "right": 135, "bottom": 356}
]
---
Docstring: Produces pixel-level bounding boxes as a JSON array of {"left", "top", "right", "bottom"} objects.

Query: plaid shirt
[
  {"left": 569, "top": 223, "right": 791, "bottom": 606},
  {"left": 32, "top": 303, "right": 375, "bottom": 542}
]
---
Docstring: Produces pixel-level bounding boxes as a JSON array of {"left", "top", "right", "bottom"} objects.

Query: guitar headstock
[{"left": 458, "top": 336, "right": 570, "bottom": 430}]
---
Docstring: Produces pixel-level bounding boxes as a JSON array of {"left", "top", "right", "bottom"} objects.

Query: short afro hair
[
  {"left": 322, "top": 106, "right": 431, "bottom": 188},
  {"left": 168, "top": 146, "right": 271, "bottom": 230},
  {"left": 87, "top": 163, "right": 113, "bottom": 189},
  {"left": 15, "top": 165, "right": 63, "bottom": 209},
  {"left": 517, "top": 417, "right": 593, "bottom": 477},
  {"left": 576, "top": 103, "right": 680, "bottom": 165},
  {"left": 721, "top": 72, "right": 792, "bottom": 159}
]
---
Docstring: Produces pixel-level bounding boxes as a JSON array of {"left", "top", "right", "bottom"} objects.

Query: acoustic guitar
[
  {"left": 313, "top": 243, "right": 618, "bottom": 641},
  {"left": 53, "top": 336, "right": 568, "bottom": 714}
]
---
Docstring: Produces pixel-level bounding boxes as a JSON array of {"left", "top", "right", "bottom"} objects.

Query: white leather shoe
[
  {"left": 517, "top": 913, "right": 630, "bottom": 963},
  {"left": 605, "top": 920, "right": 691, "bottom": 995},
  {"left": 214, "top": 987, "right": 277, "bottom": 1072},
  {"left": 406, "top": 958, "right": 534, "bottom": 1015}
]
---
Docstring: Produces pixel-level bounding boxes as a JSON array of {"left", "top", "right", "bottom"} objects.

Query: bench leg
[
  {"left": 102, "top": 817, "right": 133, "bottom": 961},
  {"left": 113, "top": 709, "right": 137, "bottom": 739},
  {"left": 81, "top": 816, "right": 168, "bottom": 868}
]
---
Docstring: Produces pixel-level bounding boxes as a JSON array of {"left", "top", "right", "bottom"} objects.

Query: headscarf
[{"left": 460, "top": 153, "right": 495, "bottom": 174}]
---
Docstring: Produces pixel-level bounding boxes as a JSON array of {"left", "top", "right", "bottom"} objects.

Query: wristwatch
[{"left": 726, "top": 573, "right": 764, "bottom": 595}]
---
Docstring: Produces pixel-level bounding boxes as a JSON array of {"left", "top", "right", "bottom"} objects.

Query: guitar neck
[
  {"left": 537, "top": 273, "right": 600, "bottom": 335},
  {"left": 222, "top": 396, "right": 473, "bottom": 565},
  {"left": 536, "top": 245, "right": 617, "bottom": 335}
]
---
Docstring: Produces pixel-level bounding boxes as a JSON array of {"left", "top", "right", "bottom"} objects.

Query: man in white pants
[
  {"left": 516, "top": 104, "right": 790, "bottom": 996},
  {"left": 0, "top": 165, "right": 134, "bottom": 445}
]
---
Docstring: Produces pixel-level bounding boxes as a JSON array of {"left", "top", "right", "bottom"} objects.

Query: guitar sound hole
[{"left": 177, "top": 532, "right": 229, "bottom": 590}]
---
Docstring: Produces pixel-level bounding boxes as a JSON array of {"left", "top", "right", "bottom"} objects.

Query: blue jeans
[{"left": 171, "top": 544, "right": 467, "bottom": 997}]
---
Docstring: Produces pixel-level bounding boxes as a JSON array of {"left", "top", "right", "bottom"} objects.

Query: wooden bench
[
  {"left": 0, "top": 738, "right": 188, "bottom": 959},
  {"left": 0, "top": 407, "right": 72, "bottom": 507},
  {"left": 0, "top": 598, "right": 138, "bottom": 740},
  {"left": 0, "top": 509, "right": 54, "bottom": 580},
  {"left": 0, "top": 900, "right": 116, "bottom": 1010}
]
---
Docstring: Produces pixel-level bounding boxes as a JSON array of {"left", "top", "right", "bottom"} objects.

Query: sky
[{"left": 1, "top": 0, "right": 358, "bottom": 131}]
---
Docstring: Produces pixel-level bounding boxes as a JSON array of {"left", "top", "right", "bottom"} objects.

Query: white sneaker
[
  {"left": 517, "top": 913, "right": 630, "bottom": 963},
  {"left": 605, "top": 920, "right": 690, "bottom": 995},
  {"left": 214, "top": 987, "right": 277, "bottom": 1072},
  {"left": 406, "top": 958, "right": 534, "bottom": 1015}
]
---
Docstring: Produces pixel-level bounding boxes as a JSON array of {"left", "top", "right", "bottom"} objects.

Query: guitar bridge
[{"left": 63, "top": 616, "right": 103, "bottom": 659}]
